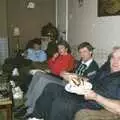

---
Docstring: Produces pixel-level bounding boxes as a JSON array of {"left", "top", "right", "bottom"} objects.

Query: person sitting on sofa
[
  {"left": 18, "top": 38, "right": 47, "bottom": 92},
  {"left": 46, "top": 36, "right": 58, "bottom": 59},
  {"left": 24, "top": 42, "right": 99, "bottom": 118},
  {"left": 25, "top": 38, "right": 47, "bottom": 62},
  {"left": 28, "top": 46, "right": 120, "bottom": 120},
  {"left": 47, "top": 40, "right": 75, "bottom": 76}
]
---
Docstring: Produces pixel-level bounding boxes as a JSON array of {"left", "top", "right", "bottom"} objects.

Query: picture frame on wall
[{"left": 98, "top": 0, "right": 120, "bottom": 17}]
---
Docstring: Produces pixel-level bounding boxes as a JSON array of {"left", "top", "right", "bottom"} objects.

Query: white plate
[
  {"left": 29, "top": 69, "right": 46, "bottom": 75},
  {"left": 65, "top": 81, "right": 92, "bottom": 95}
]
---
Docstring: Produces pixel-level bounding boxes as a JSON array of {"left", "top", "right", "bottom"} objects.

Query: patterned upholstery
[
  {"left": 74, "top": 109, "right": 120, "bottom": 120},
  {"left": 71, "top": 45, "right": 80, "bottom": 60},
  {"left": 71, "top": 45, "right": 120, "bottom": 120}
]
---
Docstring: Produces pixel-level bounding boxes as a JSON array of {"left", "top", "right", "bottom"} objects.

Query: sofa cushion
[{"left": 74, "top": 109, "right": 120, "bottom": 120}]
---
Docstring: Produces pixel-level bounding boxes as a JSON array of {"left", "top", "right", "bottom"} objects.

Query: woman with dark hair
[
  {"left": 48, "top": 40, "right": 74, "bottom": 75},
  {"left": 57, "top": 40, "right": 71, "bottom": 53}
]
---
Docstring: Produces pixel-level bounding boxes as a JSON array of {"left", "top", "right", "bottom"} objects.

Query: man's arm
[
  {"left": 85, "top": 90, "right": 120, "bottom": 115},
  {"left": 60, "top": 71, "right": 78, "bottom": 82}
]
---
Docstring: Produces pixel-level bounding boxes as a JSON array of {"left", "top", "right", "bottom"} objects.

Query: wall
[
  {"left": 68, "top": 0, "right": 120, "bottom": 52},
  {"left": 56, "top": 0, "right": 67, "bottom": 41},
  {"left": 0, "top": 0, "right": 8, "bottom": 65},
  {"left": 57, "top": 0, "right": 66, "bottom": 32},
  {"left": 0, "top": 0, "right": 7, "bottom": 38},
  {"left": 7, "top": 0, "right": 56, "bottom": 54}
]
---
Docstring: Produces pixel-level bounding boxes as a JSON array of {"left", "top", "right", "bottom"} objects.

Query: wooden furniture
[
  {"left": 0, "top": 74, "right": 13, "bottom": 120},
  {"left": 0, "top": 99, "right": 12, "bottom": 120}
]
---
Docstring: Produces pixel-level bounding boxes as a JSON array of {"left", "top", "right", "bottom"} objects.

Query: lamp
[
  {"left": 27, "top": 1, "right": 35, "bottom": 9},
  {"left": 13, "top": 27, "right": 20, "bottom": 36},
  {"left": 13, "top": 26, "right": 20, "bottom": 51}
]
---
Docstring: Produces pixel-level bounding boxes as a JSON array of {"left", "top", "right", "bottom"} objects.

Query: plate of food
[
  {"left": 29, "top": 69, "right": 46, "bottom": 75},
  {"left": 65, "top": 76, "right": 92, "bottom": 95}
]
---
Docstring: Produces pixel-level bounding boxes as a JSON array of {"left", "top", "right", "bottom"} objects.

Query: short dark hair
[
  {"left": 57, "top": 40, "right": 71, "bottom": 53},
  {"left": 78, "top": 42, "right": 94, "bottom": 51},
  {"left": 25, "top": 38, "right": 41, "bottom": 49},
  {"left": 32, "top": 38, "right": 41, "bottom": 45}
]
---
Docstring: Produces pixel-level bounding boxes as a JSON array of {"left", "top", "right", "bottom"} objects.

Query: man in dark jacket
[{"left": 62, "top": 42, "right": 99, "bottom": 80}]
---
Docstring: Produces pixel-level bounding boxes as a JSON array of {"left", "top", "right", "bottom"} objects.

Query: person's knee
[
  {"left": 52, "top": 98, "right": 68, "bottom": 111},
  {"left": 44, "top": 83, "right": 63, "bottom": 93},
  {"left": 50, "top": 98, "right": 73, "bottom": 120}
]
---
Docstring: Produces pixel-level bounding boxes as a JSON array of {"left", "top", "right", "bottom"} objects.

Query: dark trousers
[
  {"left": 32, "top": 83, "right": 64, "bottom": 118},
  {"left": 32, "top": 83, "right": 102, "bottom": 120},
  {"left": 49, "top": 97, "right": 102, "bottom": 120},
  {"left": 20, "top": 74, "right": 33, "bottom": 93}
]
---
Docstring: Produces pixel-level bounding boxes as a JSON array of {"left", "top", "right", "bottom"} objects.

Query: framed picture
[{"left": 98, "top": 0, "right": 120, "bottom": 17}]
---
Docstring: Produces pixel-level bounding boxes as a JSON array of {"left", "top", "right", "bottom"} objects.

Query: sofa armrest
[
  {"left": 74, "top": 109, "right": 120, "bottom": 120},
  {"left": 31, "top": 61, "right": 48, "bottom": 70}
]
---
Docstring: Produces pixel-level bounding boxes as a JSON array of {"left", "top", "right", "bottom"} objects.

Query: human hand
[
  {"left": 60, "top": 72, "right": 78, "bottom": 82},
  {"left": 84, "top": 90, "right": 97, "bottom": 101},
  {"left": 52, "top": 52, "right": 59, "bottom": 60}
]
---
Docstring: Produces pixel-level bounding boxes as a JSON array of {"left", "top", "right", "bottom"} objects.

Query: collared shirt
[
  {"left": 75, "top": 58, "right": 93, "bottom": 76},
  {"left": 26, "top": 48, "right": 47, "bottom": 62},
  {"left": 81, "top": 58, "right": 93, "bottom": 68}
]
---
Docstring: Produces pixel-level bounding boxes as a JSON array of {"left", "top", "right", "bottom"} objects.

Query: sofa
[{"left": 74, "top": 109, "right": 120, "bottom": 120}]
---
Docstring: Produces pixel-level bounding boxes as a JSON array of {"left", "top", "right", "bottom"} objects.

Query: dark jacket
[
  {"left": 46, "top": 41, "right": 57, "bottom": 59},
  {"left": 75, "top": 60, "right": 99, "bottom": 80},
  {"left": 93, "top": 70, "right": 120, "bottom": 100}
]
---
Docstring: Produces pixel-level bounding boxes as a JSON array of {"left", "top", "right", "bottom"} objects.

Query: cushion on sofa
[{"left": 74, "top": 109, "right": 120, "bottom": 120}]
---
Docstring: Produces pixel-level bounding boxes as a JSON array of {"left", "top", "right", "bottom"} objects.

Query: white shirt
[{"left": 81, "top": 58, "right": 93, "bottom": 68}]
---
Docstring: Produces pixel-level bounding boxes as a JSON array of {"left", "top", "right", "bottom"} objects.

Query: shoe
[
  {"left": 24, "top": 113, "right": 35, "bottom": 119},
  {"left": 27, "top": 117, "right": 44, "bottom": 120},
  {"left": 24, "top": 113, "right": 43, "bottom": 119}
]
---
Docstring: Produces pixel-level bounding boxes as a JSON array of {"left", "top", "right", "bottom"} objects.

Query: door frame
[{"left": 55, "top": 0, "right": 68, "bottom": 41}]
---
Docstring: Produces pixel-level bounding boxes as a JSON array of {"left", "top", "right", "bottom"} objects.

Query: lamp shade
[
  {"left": 13, "top": 27, "right": 20, "bottom": 36},
  {"left": 27, "top": 2, "right": 35, "bottom": 9}
]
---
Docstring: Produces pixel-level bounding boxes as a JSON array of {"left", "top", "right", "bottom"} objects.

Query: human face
[
  {"left": 33, "top": 44, "right": 41, "bottom": 50},
  {"left": 58, "top": 45, "right": 68, "bottom": 55},
  {"left": 79, "top": 47, "right": 92, "bottom": 62},
  {"left": 110, "top": 49, "right": 120, "bottom": 72}
]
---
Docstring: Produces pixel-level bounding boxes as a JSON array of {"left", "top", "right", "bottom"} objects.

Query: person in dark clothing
[
  {"left": 100, "top": 46, "right": 120, "bottom": 72},
  {"left": 46, "top": 39, "right": 57, "bottom": 59},
  {"left": 41, "top": 22, "right": 58, "bottom": 59},
  {"left": 29, "top": 47, "right": 120, "bottom": 120}
]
